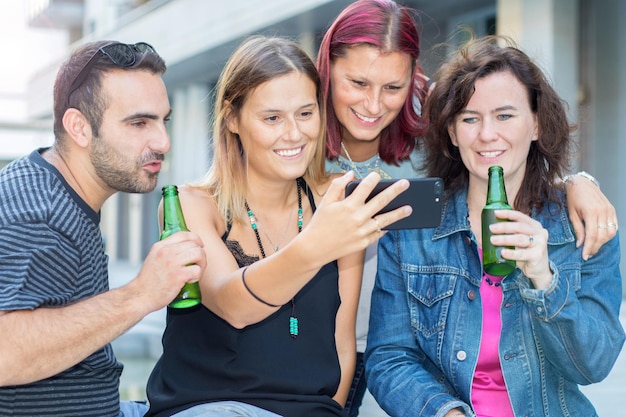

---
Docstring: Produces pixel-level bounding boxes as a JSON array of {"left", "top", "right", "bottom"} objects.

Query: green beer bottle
[
  {"left": 481, "top": 166, "right": 516, "bottom": 276},
  {"left": 161, "top": 185, "right": 202, "bottom": 308}
]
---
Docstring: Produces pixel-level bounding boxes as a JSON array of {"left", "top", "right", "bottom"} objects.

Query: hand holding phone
[{"left": 345, "top": 178, "right": 444, "bottom": 230}]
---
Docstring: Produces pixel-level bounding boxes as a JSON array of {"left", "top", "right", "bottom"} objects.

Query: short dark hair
[{"left": 52, "top": 40, "right": 166, "bottom": 144}]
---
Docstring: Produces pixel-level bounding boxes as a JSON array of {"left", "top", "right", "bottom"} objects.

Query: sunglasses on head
[{"left": 65, "top": 42, "right": 156, "bottom": 109}]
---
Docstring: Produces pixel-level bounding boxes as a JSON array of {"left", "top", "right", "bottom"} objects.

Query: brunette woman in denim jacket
[{"left": 364, "top": 36, "right": 625, "bottom": 417}]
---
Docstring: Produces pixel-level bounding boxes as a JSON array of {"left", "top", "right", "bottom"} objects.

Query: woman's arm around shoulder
[{"left": 564, "top": 172, "right": 618, "bottom": 260}]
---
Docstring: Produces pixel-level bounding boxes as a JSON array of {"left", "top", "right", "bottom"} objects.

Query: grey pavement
[{"left": 109, "top": 262, "right": 626, "bottom": 415}]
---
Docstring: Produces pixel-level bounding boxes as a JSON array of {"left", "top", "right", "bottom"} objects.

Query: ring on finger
[
  {"left": 528, "top": 235, "right": 534, "bottom": 245},
  {"left": 598, "top": 224, "right": 609, "bottom": 229},
  {"left": 373, "top": 217, "right": 382, "bottom": 233},
  {"left": 607, "top": 222, "right": 618, "bottom": 228}
]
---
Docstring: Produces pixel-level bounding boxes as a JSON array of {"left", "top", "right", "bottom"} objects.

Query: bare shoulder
[
  {"left": 177, "top": 184, "right": 223, "bottom": 231},
  {"left": 178, "top": 184, "right": 212, "bottom": 202}
]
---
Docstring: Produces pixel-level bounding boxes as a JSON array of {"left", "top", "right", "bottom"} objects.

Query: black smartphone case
[{"left": 345, "top": 177, "right": 444, "bottom": 230}]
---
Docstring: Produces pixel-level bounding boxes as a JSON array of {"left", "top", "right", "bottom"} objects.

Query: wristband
[{"left": 562, "top": 171, "right": 600, "bottom": 188}]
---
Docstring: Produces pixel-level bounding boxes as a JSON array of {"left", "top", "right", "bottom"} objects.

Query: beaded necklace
[
  {"left": 484, "top": 276, "right": 503, "bottom": 287},
  {"left": 244, "top": 178, "right": 303, "bottom": 338}
]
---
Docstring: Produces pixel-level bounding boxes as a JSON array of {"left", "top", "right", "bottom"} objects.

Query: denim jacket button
[
  {"left": 464, "top": 235, "right": 471, "bottom": 245},
  {"left": 456, "top": 350, "right": 467, "bottom": 361},
  {"left": 467, "top": 290, "right": 476, "bottom": 300}
]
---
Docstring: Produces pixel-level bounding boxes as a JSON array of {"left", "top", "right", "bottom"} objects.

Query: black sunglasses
[{"left": 65, "top": 42, "right": 156, "bottom": 109}]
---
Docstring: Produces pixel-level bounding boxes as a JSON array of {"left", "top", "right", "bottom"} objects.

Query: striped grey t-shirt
[{"left": 0, "top": 149, "right": 123, "bottom": 417}]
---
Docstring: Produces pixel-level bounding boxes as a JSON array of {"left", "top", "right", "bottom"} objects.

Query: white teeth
[
  {"left": 480, "top": 151, "right": 502, "bottom": 158},
  {"left": 354, "top": 111, "right": 378, "bottom": 123},
  {"left": 276, "top": 147, "right": 302, "bottom": 157}
]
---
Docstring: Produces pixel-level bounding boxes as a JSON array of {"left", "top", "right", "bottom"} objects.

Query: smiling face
[
  {"left": 329, "top": 45, "right": 412, "bottom": 150},
  {"left": 90, "top": 69, "right": 171, "bottom": 194},
  {"left": 228, "top": 71, "right": 320, "bottom": 182},
  {"left": 448, "top": 70, "right": 538, "bottom": 198}
]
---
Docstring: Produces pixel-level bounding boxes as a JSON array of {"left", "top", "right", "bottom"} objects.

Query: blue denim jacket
[{"left": 365, "top": 187, "right": 625, "bottom": 417}]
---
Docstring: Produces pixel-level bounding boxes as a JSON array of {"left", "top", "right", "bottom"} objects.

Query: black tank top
[{"left": 146, "top": 178, "right": 346, "bottom": 417}]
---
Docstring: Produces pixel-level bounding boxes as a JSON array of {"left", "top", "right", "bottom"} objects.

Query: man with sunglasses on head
[{"left": 0, "top": 41, "right": 206, "bottom": 417}]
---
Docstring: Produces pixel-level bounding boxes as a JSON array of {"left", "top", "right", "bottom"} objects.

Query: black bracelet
[{"left": 241, "top": 266, "right": 281, "bottom": 308}]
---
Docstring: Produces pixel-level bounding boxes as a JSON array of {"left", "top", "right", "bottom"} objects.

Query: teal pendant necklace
[{"left": 245, "top": 178, "right": 303, "bottom": 338}]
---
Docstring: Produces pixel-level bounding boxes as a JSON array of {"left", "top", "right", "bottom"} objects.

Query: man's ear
[{"left": 61, "top": 108, "right": 92, "bottom": 148}]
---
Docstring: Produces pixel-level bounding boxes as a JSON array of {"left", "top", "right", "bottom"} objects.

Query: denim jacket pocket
[{"left": 406, "top": 267, "right": 457, "bottom": 338}]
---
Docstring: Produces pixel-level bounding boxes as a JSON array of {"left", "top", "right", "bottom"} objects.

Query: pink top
[{"left": 471, "top": 251, "right": 514, "bottom": 417}]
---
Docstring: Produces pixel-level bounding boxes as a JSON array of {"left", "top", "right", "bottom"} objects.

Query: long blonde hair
[{"left": 195, "top": 36, "right": 327, "bottom": 224}]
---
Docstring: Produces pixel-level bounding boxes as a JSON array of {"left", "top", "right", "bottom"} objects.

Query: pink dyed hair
[{"left": 317, "top": 0, "right": 428, "bottom": 164}]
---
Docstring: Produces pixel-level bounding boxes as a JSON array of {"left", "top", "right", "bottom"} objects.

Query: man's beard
[{"left": 90, "top": 136, "right": 164, "bottom": 194}]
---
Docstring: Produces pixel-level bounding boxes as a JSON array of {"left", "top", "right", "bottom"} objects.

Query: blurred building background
[
  {"left": 2, "top": 0, "right": 625, "bottom": 413},
  {"left": 9, "top": 0, "right": 625, "bottom": 293},
  {"left": 8, "top": 0, "right": 626, "bottom": 290}
]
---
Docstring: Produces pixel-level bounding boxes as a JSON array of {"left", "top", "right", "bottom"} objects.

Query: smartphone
[{"left": 345, "top": 177, "right": 444, "bottom": 230}]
